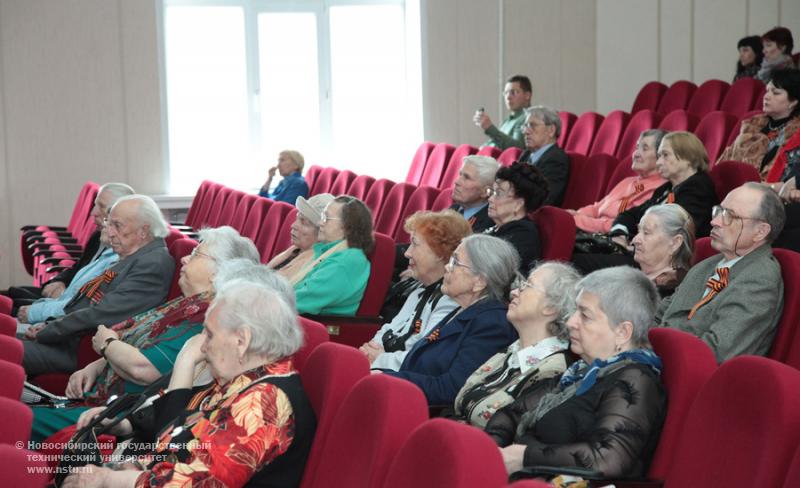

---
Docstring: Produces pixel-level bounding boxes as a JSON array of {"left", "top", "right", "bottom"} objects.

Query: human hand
[
  {"left": 75, "top": 406, "right": 107, "bottom": 430},
  {"left": 176, "top": 334, "right": 207, "bottom": 367},
  {"left": 565, "top": 209, "right": 578, "bottom": 216},
  {"left": 24, "top": 323, "right": 46, "bottom": 341},
  {"left": 500, "top": 444, "right": 526, "bottom": 474},
  {"left": 611, "top": 235, "right": 632, "bottom": 251},
  {"left": 92, "top": 325, "right": 119, "bottom": 355},
  {"left": 66, "top": 367, "right": 99, "bottom": 399},
  {"left": 268, "top": 166, "right": 278, "bottom": 178},
  {"left": 42, "top": 281, "right": 66, "bottom": 298},
  {"left": 398, "top": 268, "right": 415, "bottom": 281},
  {"left": 16, "top": 306, "right": 30, "bottom": 323},
  {"left": 359, "top": 341, "right": 385, "bottom": 363},
  {"left": 61, "top": 464, "right": 110, "bottom": 488},
  {"left": 473, "top": 111, "right": 492, "bottom": 130}
]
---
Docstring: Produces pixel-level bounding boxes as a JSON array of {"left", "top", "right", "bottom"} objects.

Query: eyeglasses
[
  {"left": 320, "top": 212, "right": 342, "bottom": 225},
  {"left": 102, "top": 218, "right": 124, "bottom": 232},
  {"left": 712, "top": 205, "right": 765, "bottom": 226},
  {"left": 446, "top": 254, "right": 474, "bottom": 273},
  {"left": 522, "top": 121, "right": 546, "bottom": 130},
  {"left": 511, "top": 274, "right": 547, "bottom": 294},
  {"left": 485, "top": 186, "right": 514, "bottom": 199},
  {"left": 190, "top": 247, "right": 216, "bottom": 261}
]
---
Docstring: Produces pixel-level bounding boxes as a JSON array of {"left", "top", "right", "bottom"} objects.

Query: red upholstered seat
[
  {"left": 780, "top": 444, "right": 800, "bottom": 488},
  {"left": 167, "top": 238, "right": 199, "bottom": 300},
  {"left": 0, "top": 359, "right": 24, "bottom": 400},
  {"left": 558, "top": 111, "right": 578, "bottom": 147},
  {"left": 406, "top": 142, "right": 436, "bottom": 185},
  {"left": 530, "top": 206, "right": 576, "bottom": 261},
  {"left": 662, "top": 356, "right": 800, "bottom": 487},
  {"left": 310, "top": 167, "right": 340, "bottom": 196},
  {"left": 356, "top": 232, "right": 395, "bottom": 317},
  {"left": 271, "top": 208, "right": 299, "bottom": 261},
  {"left": 505, "top": 481, "right": 553, "bottom": 488},
  {"left": 565, "top": 112, "right": 604, "bottom": 155},
  {"left": 686, "top": 79, "right": 730, "bottom": 119},
  {"left": 691, "top": 236, "right": 715, "bottom": 265},
  {"left": 309, "top": 374, "right": 428, "bottom": 488},
  {"left": 187, "top": 182, "right": 223, "bottom": 229},
  {"left": 294, "top": 317, "right": 330, "bottom": 372},
  {"left": 213, "top": 189, "right": 244, "bottom": 228},
  {"left": 394, "top": 186, "right": 440, "bottom": 243},
  {"left": 656, "top": 80, "right": 697, "bottom": 115},
  {"left": 767, "top": 249, "right": 800, "bottom": 370},
  {"left": 253, "top": 201, "right": 294, "bottom": 262},
  {"left": 647, "top": 328, "right": 717, "bottom": 479},
  {"left": 720, "top": 77, "right": 765, "bottom": 118},
  {"left": 328, "top": 169, "right": 358, "bottom": 196},
  {"left": 228, "top": 193, "right": 257, "bottom": 235},
  {"left": 374, "top": 183, "right": 416, "bottom": 237},
  {"left": 694, "top": 111, "right": 738, "bottom": 163},
  {"left": 0, "top": 396, "right": 33, "bottom": 445},
  {"left": 709, "top": 160, "right": 761, "bottom": 201},
  {"left": 564, "top": 153, "right": 619, "bottom": 210},
  {"left": 476, "top": 146, "right": 502, "bottom": 158},
  {"left": 418, "top": 143, "right": 455, "bottom": 188},
  {"left": 631, "top": 81, "right": 668, "bottom": 113},
  {"left": 725, "top": 109, "right": 763, "bottom": 146},
  {"left": 0, "top": 295, "right": 11, "bottom": 316},
  {"left": 362, "top": 179, "right": 397, "bottom": 223},
  {"left": 615, "top": 109, "right": 663, "bottom": 160},
  {"left": 431, "top": 188, "right": 453, "bottom": 212},
  {"left": 498, "top": 147, "right": 524, "bottom": 167},
  {"left": 304, "top": 165, "right": 323, "bottom": 195},
  {"left": 658, "top": 109, "right": 699, "bottom": 132},
  {"left": 346, "top": 174, "right": 376, "bottom": 200},
  {"left": 589, "top": 110, "right": 630, "bottom": 157},
  {"left": 0, "top": 335, "right": 23, "bottom": 364},
  {"left": 203, "top": 186, "right": 234, "bottom": 228},
  {"left": 438, "top": 144, "right": 479, "bottom": 190},
  {"left": 0, "top": 445, "right": 48, "bottom": 488},
  {"left": 184, "top": 180, "right": 214, "bottom": 229},
  {"left": 299, "top": 343, "right": 370, "bottom": 488},
  {"left": 384, "top": 418, "right": 508, "bottom": 488},
  {"left": 0, "top": 313, "right": 15, "bottom": 337},
  {"left": 239, "top": 197, "right": 271, "bottom": 242}
]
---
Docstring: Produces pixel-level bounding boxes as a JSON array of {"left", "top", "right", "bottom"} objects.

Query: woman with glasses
[
  {"left": 485, "top": 161, "right": 550, "bottom": 273},
  {"left": 29, "top": 226, "right": 261, "bottom": 442},
  {"left": 267, "top": 193, "right": 334, "bottom": 280},
  {"left": 379, "top": 234, "right": 519, "bottom": 406},
  {"left": 452, "top": 262, "right": 580, "bottom": 428},
  {"left": 360, "top": 209, "right": 470, "bottom": 371},
  {"left": 292, "top": 195, "right": 374, "bottom": 315}
]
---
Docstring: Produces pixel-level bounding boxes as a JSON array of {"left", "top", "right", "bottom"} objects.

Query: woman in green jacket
[{"left": 291, "top": 195, "right": 373, "bottom": 315}]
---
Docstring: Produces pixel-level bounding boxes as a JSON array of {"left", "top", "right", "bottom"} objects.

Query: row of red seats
[{"left": 630, "top": 77, "right": 765, "bottom": 117}]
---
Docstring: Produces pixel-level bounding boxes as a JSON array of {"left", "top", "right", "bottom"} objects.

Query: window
[{"left": 162, "top": 0, "right": 422, "bottom": 195}]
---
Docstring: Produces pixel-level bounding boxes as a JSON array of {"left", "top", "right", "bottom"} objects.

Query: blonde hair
[
  {"left": 662, "top": 131, "right": 709, "bottom": 172},
  {"left": 280, "top": 150, "right": 305, "bottom": 173}
]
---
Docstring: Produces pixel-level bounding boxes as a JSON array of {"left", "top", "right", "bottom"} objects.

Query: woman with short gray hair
[
  {"left": 381, "top": 235, "right": 518, "bottom": 406},
  {"left": 454, "top": 261, "right": 580, "bottom": 428},
  {"left": 486, "top": 266, "right": 666, "bottom": 480}
]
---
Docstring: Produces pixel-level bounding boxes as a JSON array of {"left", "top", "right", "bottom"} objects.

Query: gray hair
[
  {"left": 462, "top": 155, "right": 500, "bottom": 187},
  {"left": 214, "top": 259, "right": 297, "bottom": 312},
  {"left": 575, "top": 266, "right": 659, "bottom": 348},
  {"left": 111, "top": 194, "right": 170, "bottom": 239},
  {"left": 639, "top": 129, "right": 667, "bottom": 152},
  {"left": 525, "top": 105, "right": 562, "bottom": 139},
  {"left": 198, "top": 226, "right": 260, "bottom": 270},
  {"left": 744, "top": 182, "right": 786, "bottom": 242},
  {"left": 461, "top": 234, "right": 520, "bottom": 302},
  {"left": 209, "top": 280, "right": 303, "bottom": 362},
  {"left": 98, "top": 182, "right": 135, "bottom": 205},
  {"left": 528, "top": 261, "right": 582, "bottom": 341},
  {"left": 641, "top": 204, "right": 696, "bottom": 271}
]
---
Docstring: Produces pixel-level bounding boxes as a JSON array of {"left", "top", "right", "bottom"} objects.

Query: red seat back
[
  {"left": 431, "top": 188, "right": 453, "bottom": 212},
  {"left": 498, "top": 146, "right": 523, "bottom": 167},
  {"left": 310, "top": 375, "right": 428, "bottom": 488},
  {"left": 476, "top": 146, "right": 502, "bottom": 158},
  {"left": 346, "top": 174, "right": 376, "bottom": 200},
  {"left": 299, "top": 343, "right": 370, "bottom": 488},
  {"left": 239, "top": 197, "right": 271, "bottom": 242},
  {"left": 0, "top": 359, "right": 24, "bottom": 400},
  {"left": 615, "top": 109, "right": 663, "bottom": 160},
  {"left": 271, "top": 208, "right": 299, "bottom": 261},
  {"left": 562, "top": 153, "right": 618, "bottom": 210},
  {"left": 0, "top": 396, "right": 33, "bottom": 445},
  {"left": 692, "top": 236, "right": 716, "bottom": 265},
  {"left": 439, "top": 144, "right": 479, "bottom": 190},
  {"left": 328, "top": 169, "right": 358, "bottom": 196},
  {"left": 664, "top": 356, "right": 800, "bottom": 488},
  {"left": 767, "top": 249, "right": 800, "bottom": 369},
  {"left": 254, "top": 201, "right": 294, "bottom": 262},
  {"left": 362, "top": 179, "right": 397, "bottom": 222},
  {"left": 656, "top": 80, "right": 697, "bottom": 114},
  {"left": 304, "top": 165, "right": 323, "bottom": 195},
  {"left": 213, "top": 190, "right": 244, "bottom": 228},
  {"left": 294, "top": 317, "right": 330, "bottom": 372},
  {"left": 406, "top": 142, "right": 436, "bottom": 185},
  {"left": 0, "top": 445, "right": 48, "bottom": 488},
  {"left": 558, "top": 111, "right": 578, "bottom": 147},
  {"left": 0, "top": 335, "right": 24, "bottom": 365},
  {"left": 191, "top": 182, "right": 223, "bottom": 229},
  {"left": 0, "top": 295, "right": 11, "bottom": 316},
  {"left": 658, "top": 109, "right": 700, "bottom": 132},
  {"left": 204, "top": 186, "right": 234, "bottom": 228},
  {"left": 0, "top": 313, "right": 15, "bottom": 337},
  {"left": 419, "top": 143, "right": 456, "bottom": 188},
  {"left": 394, "top": 186, "right": 441, "bottom": 243},
  {"left": 228, "top": 193, "right": 257, "bottom": 234},
  {"left": 184, "top": 180, "right": 213, "bottom": 228},
  {"left": 589, "top": 110, "right": 630, "bottom": 157},
  {"left": 647, "top": 328, "right": 717, "bottom": 479},
  {"left": 719, "top": 77, "right": 765, "bottom": 118},
  {"left": 781, "top": 444, "right": 800, "bottom": 488},
  {"left": 695, "top": 111, "right": 739, "bottom": 163},
  {"left": 686, "top": 79, "right": 730, "bottom": 118},
  {"left": 384, "top": 418, "right": 508, "bottom": 488},
  {"left": 374, "top": 183, "right": 416, "bottom": 237},
  {"left": 356, "top": 232, "right": 395, "bottom": 316},
  {"left": 530, "top": 206, "right": 576, "bottom": 261},
  {"left": 564, "top": 112, "right": 604, "bottom": 155},
  {"left": 310, "top": 168, "right": 340, "bottom": 196},
  {"left": 709, "top": 160, "right": 761, "bottom": 201},
  {"left": 631, "top": 81, "right": 668, "bottom": 113},
  {"left": 726, "top": 109, "right": 763, "bottom": 146},
  {"left": 167, "top": 238, "right": 198, "bottom": 301}
]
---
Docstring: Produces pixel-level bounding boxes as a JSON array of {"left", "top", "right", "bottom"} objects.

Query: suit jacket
[
  {"left": 383, "top": 298, "right": 517, "bottom": 405},
  {"left": 488, "top": 218, "right": 541, "bottom": 273},
  {"left": 450, "top": 203, "right": 494, "bottom": 233},
  {"left": 47, "top": 230, "right": 102, "bottom": 287},
  {"left": 36, "top": 238, "right": 175, "bottom": 346},
  {"left": 520, "top": 145, "right": 570, "bottom": 207},
  {"left": 611, "top": 171, "right": 718, "bottom": 238},
  {"left": 655, "top": 244, "right": 783, "bottom": 363}
]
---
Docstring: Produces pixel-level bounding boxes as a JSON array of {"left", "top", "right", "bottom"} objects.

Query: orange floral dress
[{"left": 135, "top": 359, "right": 297, "bottom": 487}]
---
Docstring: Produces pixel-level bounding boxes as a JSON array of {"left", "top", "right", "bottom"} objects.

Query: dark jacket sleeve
[
  {"left": 673, "top": 172, "right": 717, "bottom": 238},
  {"left": 537, "top": 147, "right": 570, "bottom": 207},
  {"left": 484, "top": 377, "right": 559, "bottom": 446}
]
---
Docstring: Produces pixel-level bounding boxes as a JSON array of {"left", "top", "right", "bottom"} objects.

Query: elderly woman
[
  {"left": 362, "top": 210, "right": 470, "bottom": 370},
  {"left": 258, "top": 149, "right": 309, "bottom": 204},
  {"left": 569, "top": 129, "right": 667, "bottom": 233},
  {"left": 632, "top": 204, "right": 695, "bottom": 297},
  {"left": 267, "top": 193, "right": 334, "bottom": 279},
  {"left": 485, "top": 266, "right": 666, "bottom": 479},
  {"left": 63, "top": 278, "right": 315, "bottom": 488},
  {"left": 721, "top": 68, "right": 800, "bottom": 178},
  {"left": 380, "top": 235, "right": 519, "bottom": 405},
  {"left": 756, "top": 27, "right": 796, "bottom": 83},
  {"left": 453, "top": 262, "right": 580, "bottom": 428},
  {"left": 485, "top": 162, "right": 549, "bottom": 273},
  {"left": 293, "top": 195, "right": 373, "bottom": 315},
  {"left": 29, "top": 226, "right": 261, "bottom": 442},
  {"left": 734, "top": 35, "right": 764, "bottom": 81}
]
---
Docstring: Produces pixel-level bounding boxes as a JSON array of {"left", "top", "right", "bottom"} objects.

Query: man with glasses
[
  {"left": 655, "top": 182, "right": 786, "bottom": 363},
  {"left": 518, "top": 105, "right": 569, "bottom": 206},
  {"left": 474, "top": 75, "right": 532, "bottom": 150}
]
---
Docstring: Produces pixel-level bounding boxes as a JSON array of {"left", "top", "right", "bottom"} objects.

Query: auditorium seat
[
  {"left": 346, "top": 174, "right": 376, "bottom": 200},
  {"left": 295, "top": 317, "right": 330, "bottom": 372},
  {"left": 228, "top": 193, "right": 257, "bottom": 235},
  {"left": 656, "top": 80, "right": 697, "bottom": 115},
  {"left": 406, "top": 141, "right": 437, "bottom": 186},
  {"left": 719, "top": 77, "right": 765, "bottom": 118},
  {"left": 0, "top": 396, "right": 33, "bottom": 445},
  {"left": 631, "top": 81, "right": 668, "bottom": 113},
  {"left": 384, "top": 418, "right": 508, "bottom": 488},
  {"left": 658, "top": 109, "right": 699, "bottom": 132},
  {"left": 183, "top": 180, "right": 214, "bottom": 230},
  {"left": 363, "top": 179, "right": 397, "bottom": 222},
  {"left": 419, "top": 143, "right": 457, "bottom": 189},
  {"left": 394, "top": 186, "right": 441, "bottom": 243},
  {"left": 254, "top": 201, "right": 294, "bottom": 262},
  {"left": 438, "top": 144, "right": 479, "bottom": 190},
  {"left": 476, "top": 146, "right": 502, "bottom": 158},
  {"left": 498, "top": 147, "right": 524, "bottom": 166},
  {"left": 709, "top": 160, "right": 761, "bottom": 201},
  {"left": 562, "top": 153, "right": 618, "bottom": 210},
  {"left": 694, "top": 111, "right": 738, "bottom": 163},
  {"left": 0, "top": 445, "right": 47, "bottom": 488},
  {"left": 686, "top": 79, "right": 730, "bottom": 119},
  {"left": 589, "top": 110, "right": 630, "bottom": 157},
  {"left": 530, "top": 206, "right": 576, "bottom": 261},
  {"left": 753, "top": 83, "right": 767, "bottom": 110},
  {"left": 328, "top": 169, "right": 358, "bottom": 196},
  {"left": 271, "top": 208, "right": 299, "bottom": 261},
  {"left": 210, "top": 189, "right": 244, "bottom": 228},
  {"left": 167, "top": 238, "right": 198, "bottom": 301},
  {"left": 304, "top": 165, "right": 323, "bottom": 194},
  {"left": 0, "top": 359, "right": 24, "bottom": 400},
  {"left": 558, "top": 111, "right": 578, "bottom": 147},
  {"left": 564, "top": 112, "right": 604, "bottom": 155},
  {"left": 614, "top": 109, "right": 663, "bottom": 160},
  {"left": 374, "top": 182, "right": 417, "bottom": 237},
  {"left": 725, "top": 109, "right": 763, "bottom": 146},
  {"left": 0, "top": 335, "right": 23, "bottom": 364},
  {"left": 766, "top": 249, "right": 800, "bottom": 370},
  {"left": 431, "top": 188, "right": 453, "bottom": 212},
  {"left": 692, "top": 236, "right": 715, "bottom": 265},
  {"left": 604, "top": 156, "right": 636, "bottom": 194},
  {"left": 186, "top": 181, "right": 223, "bottom": 230},
  {"left": 310, "top": 167, "right": 340, "bottom": 196},
  {"left": 203, "top": 185, "right": 234, "bottom": 228},
  {"left": 0, "top": 295, "right": 12, "bottom": 316},
  {"left": 238, "top": 197, "right": 271, "bottom": 242},
  {"left": 0, "top": 313, "right": 15, "bottom": 337}
]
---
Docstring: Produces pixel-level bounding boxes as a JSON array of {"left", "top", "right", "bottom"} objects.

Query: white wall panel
[
  {"left": 693, "top": 0, "right": 747, "bottom": 82},
  {"left": 748, "top": 0, "right": 779, "bottom": 36},
  {"left": 660, "top": 0, "right": 694, "bottom": 84}
]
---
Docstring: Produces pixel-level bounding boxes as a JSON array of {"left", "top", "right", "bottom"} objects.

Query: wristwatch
[{"left": 100, "top": 337, "right": 118, "bottom": 358}]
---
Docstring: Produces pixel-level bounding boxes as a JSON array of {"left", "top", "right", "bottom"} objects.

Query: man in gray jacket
[
  {"left": 21, "top": 194, "right": 175, "bottom": 375},
  {"left": 655, "top": 182, "right": 785, "bottom": 363}
]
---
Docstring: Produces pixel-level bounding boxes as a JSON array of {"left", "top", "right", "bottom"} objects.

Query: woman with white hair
[
  {"left": 63, "top": 279, "right": 315, "bottom": 488},
  {"left": 30, "top": 226, "right": 260, "bottom": 442},
  {"left": 453, "top": 262, "right": 580, "bottom": 428},
  {"left": 380, "top": 234, "right": 519, "bottom": 405},
  {"left": 485, "top": 266, "right": 666, "bottom": 479},
  {"left": 259, "top": 149, "right": 309, "bottom": 204}
]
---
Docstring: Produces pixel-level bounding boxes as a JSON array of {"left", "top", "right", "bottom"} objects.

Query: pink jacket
[{"left": 573, "top": 173, "right": 666, "bottom": 233}]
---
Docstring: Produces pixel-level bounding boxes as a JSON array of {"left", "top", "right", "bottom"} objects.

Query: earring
[
  {"left": 239, "top": 356, "right": 245, "bottom": 365},
  {"left": 615, "top": 343, "right": 622, "bottom": 353}
]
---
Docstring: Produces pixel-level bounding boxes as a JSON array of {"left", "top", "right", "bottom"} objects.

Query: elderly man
[
  {"left": 474, "top": 75, "right": 532, "bottom": 150},
  {"left": 4, "top": 183, "right": 134, "bottom": 313},
  {"left": 518, "top": 105, "right": 570, "bottom": 206},
  {"left": 21, "top": 194, "right": 175, "bottom": 375},
  {"left": 451, "top": 155, "right": 499, "bottom": 233},
  {"left": 656, "top": 182, "right": 785, "bottom": 363}
]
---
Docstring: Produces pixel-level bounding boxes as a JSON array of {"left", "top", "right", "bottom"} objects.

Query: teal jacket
[{"left": 294, "top": 240, "right": 370, "bottom": 316}]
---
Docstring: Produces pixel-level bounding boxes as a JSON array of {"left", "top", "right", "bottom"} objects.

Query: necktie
[
  {"left": 687, "top": 267, "right": 729, "bottom": 319},
  {"left": 618, "top": 182, "right": 645, "bottom": 213}
]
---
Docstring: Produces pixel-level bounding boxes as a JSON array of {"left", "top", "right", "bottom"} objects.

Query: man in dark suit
[
  {"left": 518, "top": 105, "right": 570, "bottom": 207},
  {"left": 656, "top": 183, "right": 785, "bottom": 363},
  {"left": 21, "top": 194, "right": 175, "bottom": 375}
]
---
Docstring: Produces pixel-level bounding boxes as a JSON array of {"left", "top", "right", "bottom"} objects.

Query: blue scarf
[{"left": 559, "top": 348, "right": 662, "bottom": 397}]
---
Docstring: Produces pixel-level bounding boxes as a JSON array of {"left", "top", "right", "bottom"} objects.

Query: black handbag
[{"left": 573, "top": 230, "right": 632, "bottom": 256}]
